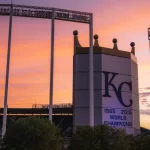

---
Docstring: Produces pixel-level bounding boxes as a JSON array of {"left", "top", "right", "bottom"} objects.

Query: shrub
[{"left": 3, "top": 117, "right": 63, "bottom": 150}]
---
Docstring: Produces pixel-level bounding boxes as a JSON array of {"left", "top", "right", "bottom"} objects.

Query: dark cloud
[
  {"left": 140, "top": 98, "right": 148, "bottom": 103},
  {"left": 146, "top": 104, "right": 150, "bottom": 107},
  {"left": 140, "top": 109, "right": 150, "bottom": 115},
  {"left": 139, "top": 87, "right": 150, "bottom": 91},
  {"left": 139, "top": 87, "right": 150, "bottom": 107},
  {"left": 140, "top": 92, "right": 150, "bottom": 98}
]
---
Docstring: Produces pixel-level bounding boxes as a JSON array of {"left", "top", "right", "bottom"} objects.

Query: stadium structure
[
  {"left": 73, "top": 31, "right": 140, "bottom": 135},
  {"left": 0, "top": 31, "right": 142, "bottom": 136},
  {"left": 0, "top": 2, "right": 142, "bottom": 136}
]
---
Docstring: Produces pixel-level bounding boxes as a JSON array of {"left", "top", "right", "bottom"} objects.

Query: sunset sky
[{"left": 0, "top": 0, "right": 150, "bottom": 129}]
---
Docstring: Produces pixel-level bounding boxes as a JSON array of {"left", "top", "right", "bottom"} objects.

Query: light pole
[
  {"left": 2, "top": 3, "right": 13, "bottom": 137},
  {"left": 49, "top": 8, "right": 55, "bottom": 122},
  {"left": 89, "top": 13, "right": 94, "bottom": 127}
]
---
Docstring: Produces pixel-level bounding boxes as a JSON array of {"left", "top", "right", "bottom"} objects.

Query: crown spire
[
  {"left": 130, "top": 42, "right": 135, "bottom": 55},
  {"left": 73, "top": 30, "right": 82, "bottom": 54},
  {"left": 93, "top": 34, "right": 100, "bottom": 47},
  {"left": 112, "top": 38, "right": 118, "bottom": 50}
]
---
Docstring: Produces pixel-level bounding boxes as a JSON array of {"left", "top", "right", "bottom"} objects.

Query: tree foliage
[
  {"left": 69, "top": 125, "right": 150, "bottom": 150},
  {"left": 130, "top": 135, "right": 150, "bottom": 150},
  {"left": 3, "top": 117, "right": 63, "bottom": 150},
  {"left": 69, "top": 125, "right": 131, "bottom": 150},
  {"left": 3, "top": 119, "right": 150, "bottom": 150}
]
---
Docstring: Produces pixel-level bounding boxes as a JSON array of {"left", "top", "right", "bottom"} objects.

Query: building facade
[{"left": 73, "top": 31, "right": 140, "bottom": 135}]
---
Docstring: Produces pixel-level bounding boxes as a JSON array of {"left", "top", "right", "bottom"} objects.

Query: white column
[
  {"left": 89, "top": 14, "right": 94, "bottom": 127},
  {"left": 49, "top": 8, "right": 55, "bottom": 122},
  {"left": 2, "top": 4, "right": 13, "bottom": 137}
]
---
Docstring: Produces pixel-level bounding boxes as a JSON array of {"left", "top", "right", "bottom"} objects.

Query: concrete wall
[{"left": 73, "top": 54, "right": 102, "bottom": 129}]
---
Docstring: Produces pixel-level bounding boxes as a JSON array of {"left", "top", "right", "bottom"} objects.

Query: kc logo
[{"left": 102, "top": 71, "right": 132, "bottom": 107}]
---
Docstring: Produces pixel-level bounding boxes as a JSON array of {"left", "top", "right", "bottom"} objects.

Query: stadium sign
[
  {"left": 0, "top": 4, "right": 91, "bottom": 23},
  {"left": 101, "top": 70, "right": 134, "bottom": 133},
  {"left": 102, "top": 71, "right": 132, "bottom": 107}
]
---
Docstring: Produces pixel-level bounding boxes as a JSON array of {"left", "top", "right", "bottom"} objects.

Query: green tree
[
  {"left": 130, "top": 135, "right": 150, "bottom": 150},
  {"left": 93, "top": 125, "right": 130, "bottom": 150},
  {"left": 69, "top": 125, "right": 130, "bottom": 150},
  {"left": 3, "top": 117, "right": 63, "bottom": 150},
  {"left": 68, "top": 126, "right": 94, "bottom": 150}
]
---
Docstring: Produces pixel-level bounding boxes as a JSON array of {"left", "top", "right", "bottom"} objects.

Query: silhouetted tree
[
  {"left": 130, "top": 134, "right": 150, "bottom": 150},
  {"left": 3, "top": 117, "right": 63, "bottom": 150},
  {"left": 69, "top": 125, "right": 130, "bottom": 150}
]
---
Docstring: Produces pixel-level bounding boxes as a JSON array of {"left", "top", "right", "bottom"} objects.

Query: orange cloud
[{"left": 0, "top": 0, "right": 150, "bottom": 112}]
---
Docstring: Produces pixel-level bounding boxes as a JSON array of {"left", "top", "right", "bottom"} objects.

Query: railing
[{"left": 32, "top": 103, "right": 72, "bottom": 109}]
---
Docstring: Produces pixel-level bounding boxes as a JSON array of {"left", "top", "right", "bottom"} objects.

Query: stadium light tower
[{"left": 0, "top": 3, "right": 94, "bottom": 137}]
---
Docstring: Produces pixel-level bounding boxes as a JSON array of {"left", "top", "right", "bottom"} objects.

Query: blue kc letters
[{"left": 102, "top": 71, "right": 132, "bottom": 107}]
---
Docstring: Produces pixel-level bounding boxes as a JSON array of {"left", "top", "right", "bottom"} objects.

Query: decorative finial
[
  {"left": 130, "top": 42, "right": 135, "bottom": 55},
  {"left": 73, "top": 30, "right": 81, "bottom": 54},
  {"left": 93, "top": 34, "right": 100, "bottom": 47},
  {"left": 94, "top": 34, "right": 98, "bottom": 40},
  {"left": 113, "top": 38, "right": 117, "bottom": 44},
  {"left": 113, "top": 38, "right": 118, "bottom": 50},
  {"left": 73, "top": 30, "right": 78, "bottom": 35},
  {"left": 130, "top": 42, "right": 135, "bottom": 47}
]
